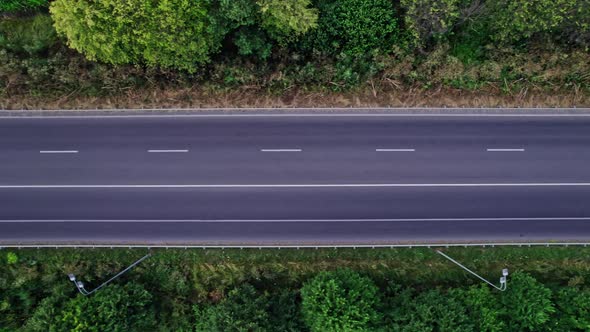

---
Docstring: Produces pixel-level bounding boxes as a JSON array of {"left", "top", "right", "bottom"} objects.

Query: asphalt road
[{"left": 1, "top": 113, "right": 590, "bottom": 245}]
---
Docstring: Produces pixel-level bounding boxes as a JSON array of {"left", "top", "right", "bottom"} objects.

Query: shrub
[
  {"left": 385, "top": 286, "right": 473, "bottom": 332},
  {"left": 267, "top": 289, "right": 306, "bottom": 332},
  {"left": 233, "top": 27, "right": 273, "bottom": 59},
  {"left": 455, "top": 285, "right": 505, "bottom": 332},
  {"left": 6, "top": 252, "right": 18, "bottom": 265},
  {"left": 487, "top": 0, "right": 578, "bottom": 45},
  {"left": 400, "top": 0, "right": 485, "bottom": 49},
  {"left": 0, "top": 0, "right": 47, "bottom": 13},
  {"left": 300, "top": 269, "right": 381, "bottom": 332},
  {"left": 194, "top": 284, "right": 271, "bottom": 332},
  {"left": 257, "top": 0, "right": 318, "bottom": 44},
  {"left": 551, "top": 287, "right": 590, "bottom": 330},
  {"left": 31, "top": 283, "right": 156, "bottom": 332},
  {"left": 306, "top": 0, "right": 399, "bottom": 56},
  {"left": 558, "top": 0, "right": 590, "bottom": 48},
  {"left": 50, "top": 0, "right": 225, "bottom": 72},
  {"left": 500, "top": 272, "right": 555, "bottom": 331},
  {"left": 0, "top": 14, "right": 57, "bottom": 56}
]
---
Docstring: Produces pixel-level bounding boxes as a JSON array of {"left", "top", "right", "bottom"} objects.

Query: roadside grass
[
  {"left": 2, "top": 246, "right": 590, "bottom": 330},
  {"left": 1, "top": 14, "right": 589, "bottom": 109},
  {"left": 5, "top": 246, "right": 590, "bottom": 291}
]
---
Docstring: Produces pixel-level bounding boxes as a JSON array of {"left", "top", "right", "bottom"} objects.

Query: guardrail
[{"left": 1, "top": 242, "right": 589, "bottom": 250}]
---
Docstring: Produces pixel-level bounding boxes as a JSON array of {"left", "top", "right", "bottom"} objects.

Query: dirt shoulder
[{"left": 2, "top": 85, "right": 589, "bottom": 110}]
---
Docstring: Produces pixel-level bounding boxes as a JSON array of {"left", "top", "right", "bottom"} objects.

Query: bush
[
  {"left": 0, "top": 14, "right": 57, "bottom": 56},
  {"left": 500, "top": 272, "right": 555, "bottom": 331},
  {"left": 400, "top": 0, "right": 458, "bottom": 42},
  {"left": 28, "top": 283, "right": 156, "bottom": 332},
  {"left": 0, "top": 0, "right": 47, "bottom": 13},
  {"left": 385, "top": 286, "right": 473, "bottom": 332},
  {"left": 551, "top": 287, "right": 590, "bottom": 330},
  {"left": 300, "top": 269, "right": 381, "bottom": 332},
  {"left": 257, "top": 0, "right": 318, "bottom": 44},
  {"left": 50, "top": 0, "right": 225, "bottom": 72},
  {"left": 487, "top": 0, "right": 578, "bottom": 45},
  {"left": 455, "top": 285, "right": 505, "bottom": 332},
  {"left": 306, "top": 0, "right": 399, "bottom": 56},
  {"left": 267, "top": 289, "right": 306, "bottom": 332},
  {"left": 194, "top": 284, "right": 271, "bottom": 332}
]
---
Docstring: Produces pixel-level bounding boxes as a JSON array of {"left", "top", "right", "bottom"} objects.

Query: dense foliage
[
  {"left": 50, "top": 0, "right": 222, "bottom": 72},
  {"left": 2, "top": 247, "right": 590, "bottom": 331},
  {"left": 26, "top": 283, "right": 156, "bottom": 332},
  {"left": 0, "top": 0, "right": 47, "bottom": 13},
  {"left": 300, "top": 269, "right": 381, "bottom": 331},
  {"left": 304, "top": 0, "right": 399, "bottom": 56},
  {"left": 0, "top": 0, "right": 589, "bottom": 107}
]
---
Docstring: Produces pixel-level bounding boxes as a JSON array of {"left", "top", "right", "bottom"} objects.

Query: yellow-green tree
[{"left": 50, "top": 0, "right": 225, "bottom": 72}]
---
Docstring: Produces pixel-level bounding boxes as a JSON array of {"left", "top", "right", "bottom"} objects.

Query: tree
[
  {"left": 551, "top": 287, "right": 590, "bottom": 331},
  {"left": 0, "top": 0, "right": 47, "bottom": 13},
  {"left": 306, "top": 0, "right": 399, "bottom": 56},
  {"left": 500, "top": 272, "right": 555, "bottom": 331},
  {"left": 256, "top": 0, "right": 318, "bottom": 44},
  {"left": 50, "top": 0, "right": 225, "bottom": 72},
  {"left": 0, "top": 14, "right": 57, "bottom": 56},
  {"left": 400, "top": 0, "right": 485, "bottom": 49},
  {"left": 453, "top": 285, "right": 505, "bottom": 332},
  {"left": 30, "top": 283, "right": 156, "bottom": 332},
  {"left": 487, "top": 0, "right": 578, "bottom": 44},
  {"left": 300, "top": 269, "right": 382, "bottom": 332},
  {"left": 384, "top": 286, "right": 473, "bottom": 332},
  {"left": 267, "top": 289, "right": 306, "bottom": 332},
  {"left": 194, "top": 284, "right": 271, "bottom": 332}
]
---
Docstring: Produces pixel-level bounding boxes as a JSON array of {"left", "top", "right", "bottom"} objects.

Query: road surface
[{"left": 1, "top": 113, "right": 589, "bottom": 245}]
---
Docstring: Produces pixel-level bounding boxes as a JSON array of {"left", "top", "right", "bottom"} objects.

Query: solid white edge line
[
  {"left": 1, "top": 243, "right": 589, "bottom": 248},
  {"left": 376, "top": 148, "right": 415, "bottom": 152},
  {"left": 39, "top": 150, "right": 78, "bottom": 154},
  {"left": 147, "top": 149, "right": 189, "bottom": 153},
  {"left": 260, "top": 149, "right": 302, "bottom": 152},
  {"left": 1, "top": 183, "right": 590, "bottom": 188},
  {"left": 3, "top": 113, "right": 590, "bottom": 119},
  {"left": 487, "top": 148, "right": 525, "bottom": 152},
  {"left": 1, "top": 217, "right": 590, "bottom": 223}
]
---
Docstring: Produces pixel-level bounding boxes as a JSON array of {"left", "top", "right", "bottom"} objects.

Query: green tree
[
  {"left": 307, "top": 0, "right": 399, "bottom": 56},
  {"left": 267, "top": 289, "right": 306, "bottom": 332},
  {"left": 50, "top": 0, "right": 225, "bottom": 72},
  {"left": 0, "top": 0, "right": 47, "bottom": 13},
  {"left": 500, "top": 272, "right": 555, "bottom": 331},
  {"left": 194, "top": 284, "right": 270, "bottom": 332},
  {"left": 0, "top": 14, "right": 57, "bottom": 56},
  {"left": 300, "top": 269, "right": 381, "bottom": 332},
  {"left": 400, "top": 0, "right": 485, "bottom": 49},
  {"left": 453, "top": 285, "right": 505, "bottom": 332},
  {"left": 256, "top": 0, "right": 318, "bottom": 43},
  {"left": 558, "top": 0, "right": 590, "bottom": 48},
  {"left": 551, "top": 286, "right": 590, "bottom": 331},
  {"left": 487, "top": 0, "right": 578, "bottom": 44},
  {"left": 28, "top": 283, "right": 156, "bottom": 332},
  {"left": 384, "top": 286, "right": 473, "bottom": 332}
]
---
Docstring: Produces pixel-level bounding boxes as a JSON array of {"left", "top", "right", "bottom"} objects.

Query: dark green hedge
[
  {"left": 2, "top": 247, "right": 590, "bottom": 331},
  {"left": 1, "top": 0, "right": 47, "bottom": 13}
]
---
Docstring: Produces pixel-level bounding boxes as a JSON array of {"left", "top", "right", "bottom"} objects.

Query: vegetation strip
[
  {"left": 2, "top": 246, "right": 590, "bottom": 330},
  {"left": 1, "top": 0, "right": 588, "bottom": 109}
]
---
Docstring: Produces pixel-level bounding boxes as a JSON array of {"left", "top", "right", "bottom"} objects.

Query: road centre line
[
  {"left": 261, "top": 149, "right": 302, "bottom": 152},
  {"left": 376, "top": 148, "right": 415, "bottom": 152},
  {"left": 39, "top": 150, "right": 78, "bottom": 154},
  {"left": 147, "top": 149, "right": 189, "bottom": 153},
  {"left": 2, "top": 183, "right": 590, "bottom": 189},
  {"left": 487, "top": 148, "right": 525, "bottom": 152},
  {"left": 1, "top": 217, "right": 590, "bottom": 223}
]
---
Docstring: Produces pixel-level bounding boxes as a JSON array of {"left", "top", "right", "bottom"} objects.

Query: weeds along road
[{"left": 1, "top": 112, "right": 590, "bottom": 245}]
